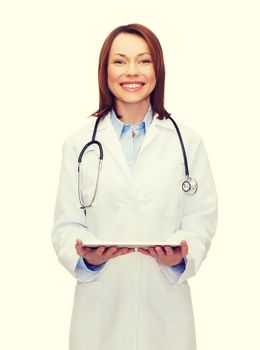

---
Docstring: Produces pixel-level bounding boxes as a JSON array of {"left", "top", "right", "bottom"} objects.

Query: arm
[
  {"left": 160, "top": 136, "right": 218, "bottom": 285},
  {"left": 138, "top": 243, "right": 187, "bottom": 283},
  {"left": 170, "top": 258, "right": 186, "bottom": 273},
  {"left": 74, "top": 256, "right": 106, "bottom": 281},
  {"left": 51, "top": 137, "right": 104, "bottom": 282}
]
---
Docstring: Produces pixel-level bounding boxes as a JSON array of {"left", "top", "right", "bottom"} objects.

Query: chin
[{"left": 117, "top": 94, "right": 149, "bottom": 105}]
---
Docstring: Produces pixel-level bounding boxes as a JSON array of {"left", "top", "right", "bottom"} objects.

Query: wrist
[
  {"left": 172, "top": 258, "right": 184, "bottom": 267},
  {"left": 83, "top": 257, "right": 106, "bottom": 267}
]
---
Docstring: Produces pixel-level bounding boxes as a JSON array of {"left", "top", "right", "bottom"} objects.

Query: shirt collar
[{"left": 110, "top": 103, "right": 154, "bottom": 139}]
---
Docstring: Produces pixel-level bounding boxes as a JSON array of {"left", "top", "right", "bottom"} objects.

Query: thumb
[{"left": 181, "top": 240, "right": 188, "bottom": 257}]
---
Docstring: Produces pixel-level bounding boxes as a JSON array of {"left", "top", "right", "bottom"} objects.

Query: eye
[
  {"left": 113, "top": 59, "right": 124, "bottom": 64},
  {"left": 141, "top": 59, "right": 152, "bottom": 64}
]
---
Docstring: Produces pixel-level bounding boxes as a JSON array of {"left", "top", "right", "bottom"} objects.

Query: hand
[
  {"left": 75, "top": 239, "right": 135, "bottom": 266},
  {"left": 137, "top": 240, "right": 188, "bottom": 267}
]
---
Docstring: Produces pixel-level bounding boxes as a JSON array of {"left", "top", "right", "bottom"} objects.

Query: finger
[
  {"left": 112, "top": 247, "right": 134, "bottom": 257},
  {"left": 172, "top": 245, "right": 181, "bottom": 255},
  {"left": 104, "top": 246, "right": 118, "bottom": 258},
  {"left": 115, "top": 247, "right": 128, "bottom": 255},
  {"left": 108, "top": 248, "right": 128, "bottom": 260},
  {"left": 76, "top": 245, "right": 92, "bottom": 256},
  {"left": 118, "top": 247, "right": 135, "bottom": 255},
  {"left": 137, "top": 248, "right": 151, "bottom": 256},
  {"left": 164, "top": 246, "right": 174, "bottom": 256},
  {"left": 75, "top": 239, "right": 82, "bottom": 249},
  {"left": 120, "top": 247, "right": 130, "bottom": 253},
  {"left": 181, "top": 240, "right": 188, "bottom": 257},
  {"left": 148, "top": 247, "right": 158, "bottom": 257},
  {"left": 95, "top": 246, "right": 106, "bottom": 255},
  {"left": 75, "top": 244, "right": 82, "bottom": 255},
  {"left": 154, "top": 246, "right": 165, "bottom": 257},
  {"left": 75, "top": 240, "right": 93, "bottom": 255}
]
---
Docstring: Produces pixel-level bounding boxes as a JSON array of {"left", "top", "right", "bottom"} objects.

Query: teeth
[{"left": 122, "top": 83, "right": 143, "bottom": 88}]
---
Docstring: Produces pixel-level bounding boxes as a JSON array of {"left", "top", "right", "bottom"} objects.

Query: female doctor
[{"left": 51, "top": 23, "right": 217, "bottom": 350}]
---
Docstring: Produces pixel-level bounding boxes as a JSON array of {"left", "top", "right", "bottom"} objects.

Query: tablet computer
[{"left": 81, "top": 241, "right": 181, "bottom": 248}]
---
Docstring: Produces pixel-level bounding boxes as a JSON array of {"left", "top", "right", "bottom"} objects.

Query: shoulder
[
  {"left": 62, "top": 115, "right": 99, "bottom": 152},
  {"left": 156, "top": 117, "right": 212, "bottom": 166},
  {"left": 155, "top": 117, "right": 203, "bottom": 146}
]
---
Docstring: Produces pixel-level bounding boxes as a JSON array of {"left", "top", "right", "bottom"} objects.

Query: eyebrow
[{"left": 112, "top": 52, "right": 151, "bottom": 57}]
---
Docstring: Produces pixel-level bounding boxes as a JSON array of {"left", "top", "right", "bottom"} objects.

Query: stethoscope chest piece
[
  {"left": 78, "top": 114, "right": 199, "bottom": 215},
  {"left": 182, "top": 177, "right": 198, "bottom": 195}
]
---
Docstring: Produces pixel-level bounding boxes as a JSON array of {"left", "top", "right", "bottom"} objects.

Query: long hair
[{"left": 90, "top": 23, "right": 171, "bottom": 120}]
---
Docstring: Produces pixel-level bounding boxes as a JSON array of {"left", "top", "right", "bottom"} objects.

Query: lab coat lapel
[
  {"left": 97, "top": 112, "right": 136, "bottom": 193},
  {"left": 137, "top": 113, "right": 160, "bottom": 156}
]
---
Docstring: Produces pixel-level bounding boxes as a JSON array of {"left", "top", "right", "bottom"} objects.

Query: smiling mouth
[{"left": 120, "top": 82, "right": 145, "bottom": 91}]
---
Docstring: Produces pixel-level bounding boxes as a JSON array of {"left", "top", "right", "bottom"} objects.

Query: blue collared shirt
[
  {"left": 110, "top": 103, "right": 153, "bottom": 174},
  {"left": 76, "top": 103, "right": 186, "bottom": 274}
]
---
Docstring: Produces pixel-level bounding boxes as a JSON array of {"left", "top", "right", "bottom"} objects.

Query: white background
[{"left": 1, "top": 0, "right": 259, "bottom": 349}]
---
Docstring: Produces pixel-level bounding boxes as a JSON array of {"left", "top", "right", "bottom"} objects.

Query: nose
[{"left": 125, "top": 61, "right": 139, "bottom": 76}]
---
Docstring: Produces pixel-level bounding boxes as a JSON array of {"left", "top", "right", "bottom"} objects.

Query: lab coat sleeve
[
  {"left": 51, "top": 137, "right": 105, "bottom": 282},
  {"left": 160, "top": 135, "right": 218, "bottom": 285},
  {"left": 74, "top": 257, "right": 106, "bottom": 281},
  {"left": 158, "top": 257, "right": 187, "bottom": 284}
]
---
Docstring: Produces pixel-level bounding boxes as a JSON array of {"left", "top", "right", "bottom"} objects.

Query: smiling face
[{"left": 107, "top": 33, "right": 156, "bottom": 108}]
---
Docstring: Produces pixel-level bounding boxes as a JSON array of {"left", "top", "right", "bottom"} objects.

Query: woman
[{"left": 52, "top": 23, "right": 217, "bottom": 350}]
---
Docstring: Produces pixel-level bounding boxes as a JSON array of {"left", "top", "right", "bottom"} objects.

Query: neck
[{"left": 115, "top": 99, "right": 151, "bottom": 124}]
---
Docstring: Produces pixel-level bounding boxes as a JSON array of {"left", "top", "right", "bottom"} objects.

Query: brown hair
[{"left": 90, "top": 23, "right": 171, "bottom": 120}]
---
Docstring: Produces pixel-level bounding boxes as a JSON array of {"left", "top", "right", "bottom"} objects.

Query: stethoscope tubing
[
  {"left": 168, "top": 116, "right": 189, "bottom": 177},
  {"left": 77, "top": 113, "right": 198, "bottom": 212}
]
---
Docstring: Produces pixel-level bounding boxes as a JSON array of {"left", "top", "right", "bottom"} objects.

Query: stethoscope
[{"left": 78, "top": 114, "right": 198, "bottom": 215}]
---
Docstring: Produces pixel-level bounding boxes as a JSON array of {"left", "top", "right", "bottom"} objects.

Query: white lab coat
[{"left": 52, "top": 111, "right": 217, "bottom": 350}]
